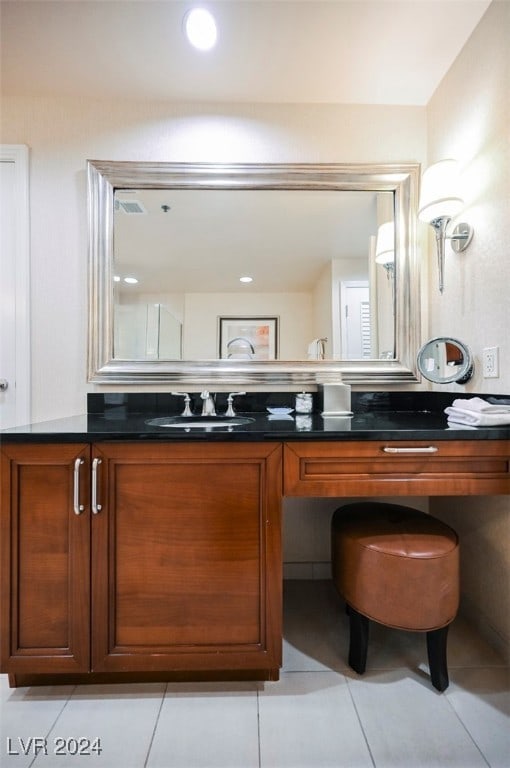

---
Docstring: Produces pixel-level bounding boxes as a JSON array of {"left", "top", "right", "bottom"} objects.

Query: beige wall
[
  {"left": 183, "top": 291, "right": 312, "bottom": 359},
  {"left": 425, "top": 0, "right": 510, "bottom": 660},
  {"left": 426, "top": 0, "right": 509, "bottom": 393}
]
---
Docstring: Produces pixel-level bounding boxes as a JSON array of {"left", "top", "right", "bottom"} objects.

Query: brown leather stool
[{"left": 331, "top": 502, "right": 459, "bottom": 691}]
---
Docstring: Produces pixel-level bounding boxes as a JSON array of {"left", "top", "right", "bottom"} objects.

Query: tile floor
[{"left": 1, "top": 580, "right": 508, "bottom": 768}]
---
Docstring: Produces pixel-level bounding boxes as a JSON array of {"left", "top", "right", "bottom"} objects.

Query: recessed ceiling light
[
  {"left": 184, "top": 8, "right": 217, "bottom": 51},
  {"left": 124, "top": 277, "right": 139, "bottom": 284},
  {"left": 113, "top": 275, "right": 121, "bottom": 282},
  {"left": 239, "top": 276, "right": 253, "bottom": 283}
]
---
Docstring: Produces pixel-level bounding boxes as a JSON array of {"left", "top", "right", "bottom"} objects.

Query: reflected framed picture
[{"left": 219, "top": 316, "right": 279, "bottom": 360}]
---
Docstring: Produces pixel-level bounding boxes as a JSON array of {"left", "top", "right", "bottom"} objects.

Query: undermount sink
[{"left": 146, "top": 415, "right": 255, "bottom": 429}]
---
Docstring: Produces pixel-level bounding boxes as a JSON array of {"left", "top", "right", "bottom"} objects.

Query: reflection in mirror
[
  {"left": 87, "top": 161, "right": 421, "bottom": 385},
  {"left": 114, "top": 302, "right": 182, "bottom": 360},
  {"left": 112, "top": 188, "right": 395, "bottom": 362},
  {"left": 417, "top": 337, "right": 474, "bottom": 384}
]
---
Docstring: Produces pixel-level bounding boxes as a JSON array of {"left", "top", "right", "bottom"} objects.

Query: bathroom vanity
[
  {"left": 2, "top": 393, "right": 509, "bottom": 687},
  {"left": 0, "top": 440, "right": 283, "bottom": 686}
]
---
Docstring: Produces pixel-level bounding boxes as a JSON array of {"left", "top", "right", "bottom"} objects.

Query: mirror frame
[
  {"left": 88, "top": 160, "right": 421, "bottom": 385},
  {"left": 417, "top": 337, "right": 474, "bottom": 384}
]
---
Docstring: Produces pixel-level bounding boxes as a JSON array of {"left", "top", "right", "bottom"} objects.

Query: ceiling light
[
  {"left": 184, "top": 8, "right": 217, "bottom": 51},
  {"left": 239, "top": 276, "right": 253, "bottom": 283},
  {"left": 124, "top": 277, "right": 138, "bottom": 284},
  {"left": 113, "top": 275, "right": 121, "bottom": 282}
]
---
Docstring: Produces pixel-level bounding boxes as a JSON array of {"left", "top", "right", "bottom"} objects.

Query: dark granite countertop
[{"left": 2, "top": 390, "right": 510, "bottom": 444}]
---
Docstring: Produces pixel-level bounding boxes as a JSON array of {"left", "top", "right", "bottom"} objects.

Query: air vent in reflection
[{"left": 115, "top": 200, "right": 147, "bottom": 214}]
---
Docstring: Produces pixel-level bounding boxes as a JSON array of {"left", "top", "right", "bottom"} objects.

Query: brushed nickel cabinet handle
[
  {"left": 92, "top": 457, "right": 102, "bottom": 514},
  {"left": 73, "top": 458, "right": 85, "bottom": 515},
  {"left": 382, "top": 446, "right": 439, "bottom": 454}
]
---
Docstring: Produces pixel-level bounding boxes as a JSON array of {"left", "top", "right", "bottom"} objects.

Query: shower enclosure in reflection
[{"left": 114, "top": 303, "right": 182, "bottom": 360}]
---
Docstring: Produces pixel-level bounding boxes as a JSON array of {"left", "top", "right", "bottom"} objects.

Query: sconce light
[
  {"left": 418, "top": 159, "right": 474, "bottom": 294},
  {"left": 375, "top": 221, "right": 395, "bottom": 279}
]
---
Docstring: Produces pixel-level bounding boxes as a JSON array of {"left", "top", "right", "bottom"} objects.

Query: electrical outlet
[{"left": 482, "top": 346, "right": 499, "bottom": 378}]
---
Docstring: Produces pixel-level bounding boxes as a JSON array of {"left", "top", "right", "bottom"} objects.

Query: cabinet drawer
[{"left": 284, "top": 440, "right": 510, "bottom": 497}]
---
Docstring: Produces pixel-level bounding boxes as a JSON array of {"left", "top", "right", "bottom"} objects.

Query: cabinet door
[
  {"left": 0, "top": 444, "right": 90, "bottom": 674},
  {"left": 91, "top": 442, "right": 282, "bottom": 674}
]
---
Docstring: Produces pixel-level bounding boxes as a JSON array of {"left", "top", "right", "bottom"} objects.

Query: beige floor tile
[
  {"left": 259, "top": 671, "right": 373, "bottom": 768},
  {"left": 347, "top": 670, "right": 489, "bottom": 767},
  {"left": 446, "top": 616, "right": 508, "bottom": 668},
  {"left": 31, "top": 683, "right": 165, "bottom": 768},
  {"left": 146, "top": 682, "right": 260, "bottom": 768},
  {"left": 445, "top": 667, "right": 510, "bottom": 768},
  {"left": 284, "top": 580, "right": 505, "bottom": 675},
  {"left": 1, "top": 677, "right": 75, "bottom": 768},
  {"left": 283, "top": 580, "right": 348, "bottom": 673}
]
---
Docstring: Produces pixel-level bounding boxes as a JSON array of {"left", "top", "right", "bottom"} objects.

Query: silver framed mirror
[
  {"left": 417, "top": 337, "right": 474, "bottom": 384},
  {"left": 87, "top": 161, "right": 421, "bottom": 385}
]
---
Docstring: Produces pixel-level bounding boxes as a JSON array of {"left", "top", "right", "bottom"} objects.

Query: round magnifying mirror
[{"left": 417, "top": 337, "right": 474, "bottom": 384}]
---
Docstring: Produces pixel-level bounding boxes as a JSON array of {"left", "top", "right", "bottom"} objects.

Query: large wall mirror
[{"left": 88, "top": 161, "right": 421, "bottom": 385}]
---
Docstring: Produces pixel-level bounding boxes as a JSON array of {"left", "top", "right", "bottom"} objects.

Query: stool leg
[
  {"left": 426, "top": 626, "right": 450, "bottom": 692},
  {"left": 348, "top": 607, "right": 369, "bottom": 675}
]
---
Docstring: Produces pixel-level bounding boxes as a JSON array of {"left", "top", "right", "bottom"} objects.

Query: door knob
[{"left": 0, "top": 379, "right": 8, "bottom": 391}]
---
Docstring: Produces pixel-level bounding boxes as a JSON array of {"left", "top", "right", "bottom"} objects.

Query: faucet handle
[
  {"left": 171, "top": 391, "right": 192, "bottom": 417},
  {"left": 225, "top": 392, "right": 246, "bottom": 417}
]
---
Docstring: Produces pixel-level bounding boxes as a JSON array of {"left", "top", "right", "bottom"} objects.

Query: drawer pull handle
[
  {"left": 382, "top": 446, "right": 438, "bottom": 454},
  {"left": 73, "top": 458, "right": 85, "bottom": 515},
  {"left": 92, "top": 457, "right": 102, "bottom": 514}
]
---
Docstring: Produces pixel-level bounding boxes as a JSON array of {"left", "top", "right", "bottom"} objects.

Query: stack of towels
[{"left": 445, "top": 397, "right": 510, "bottom": 427}]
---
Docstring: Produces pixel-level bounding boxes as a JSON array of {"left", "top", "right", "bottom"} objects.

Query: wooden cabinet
[
  {"left": 1, "top": 442, "right": 282, "bottom": 683},
  {"left": 0, "top": 443, "right": 90, "bottom": 675},
  {"left": 284, "top": 440, "right": 510, "bottom": 497}
]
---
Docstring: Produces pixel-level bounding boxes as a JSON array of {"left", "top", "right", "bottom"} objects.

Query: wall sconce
[
  {"left": 375, "top": 221, "right": 395, "bottom": 279},
  {"left": 418, "top": 159, "right": 474, "bottom": 293}
]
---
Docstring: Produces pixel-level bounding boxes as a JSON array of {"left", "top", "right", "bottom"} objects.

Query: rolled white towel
[
  {"left": 445, "top": 407, "right": 510, "bottom": 427},
  {"left": 451, "top": 397, "right": 510, "bottom": 414},
  {"left": 307, "top": 338, "right": 326, "bottom": 360}
]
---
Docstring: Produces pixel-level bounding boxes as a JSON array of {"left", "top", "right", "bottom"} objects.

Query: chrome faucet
[
  {"left": 171, "top": 391, "right": 193, "bottom": 416},
  {"left": 225, "top": 391, "right": 246, "bottom": 417},
  {"left": 200, "top": 390, "right": 216, "bottom": 416}
]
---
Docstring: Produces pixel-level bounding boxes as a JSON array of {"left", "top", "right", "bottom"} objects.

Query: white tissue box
[{"left": 321, "top": 383, "right": 352, "bottom": 416}]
